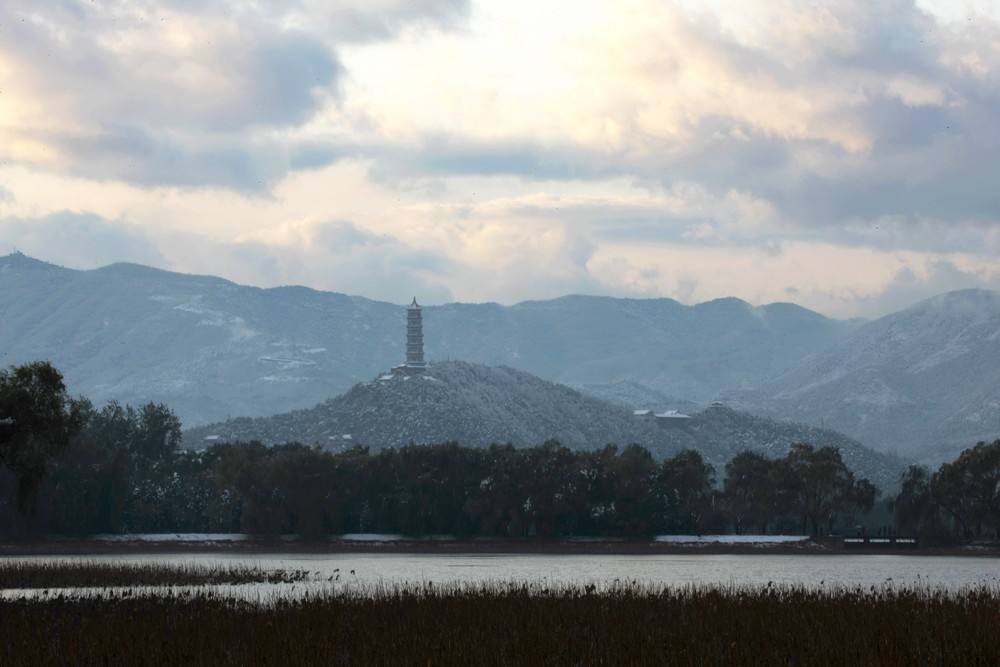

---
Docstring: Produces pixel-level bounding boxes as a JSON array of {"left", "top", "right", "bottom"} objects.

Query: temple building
[{"left": 392, "top": 297, "right": 426, "bottom": 376}]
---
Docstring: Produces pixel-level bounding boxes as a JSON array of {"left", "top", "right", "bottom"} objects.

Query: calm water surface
[{"left": 4, "top": 553, "right": 1000, "bottom": 598}]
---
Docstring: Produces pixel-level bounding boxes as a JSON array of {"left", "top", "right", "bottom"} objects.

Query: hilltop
[{"left": 185, "top": 361, "right": 905, "bottom": 490}]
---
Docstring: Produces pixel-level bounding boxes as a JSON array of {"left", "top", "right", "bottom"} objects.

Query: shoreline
[{"left": 2, "top": 536, "right": 998, "bottom": 558}]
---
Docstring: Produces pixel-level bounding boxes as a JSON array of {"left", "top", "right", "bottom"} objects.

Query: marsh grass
[
  {"left": 0, "top": 560, "right": 309, "bottom": 588},
  {"left": 1, "top": 580, "right": 998, "bottom": 665}
]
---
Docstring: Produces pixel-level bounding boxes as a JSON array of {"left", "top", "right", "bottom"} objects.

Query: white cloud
[{"left": 885, "top": 76, "right": 948, "bottom": 107}]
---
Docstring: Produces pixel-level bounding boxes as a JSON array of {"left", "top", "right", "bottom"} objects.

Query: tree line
[
  {"left": 2, "top": 361, "right": 999, "bottom": 541},
  {"left": 893, "top": 441, "right": 1000, "bottom": 541}
]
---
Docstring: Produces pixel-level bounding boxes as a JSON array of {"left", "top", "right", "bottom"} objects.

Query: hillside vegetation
[{"left": 186, "top": 361, "right": 904, "bottom": 490}]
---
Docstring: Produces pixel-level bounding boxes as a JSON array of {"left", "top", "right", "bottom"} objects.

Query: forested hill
[
  {"left": 186, "top": 362, "right": 664, "bottom": 455},
  {"left": 185, "top": 361, "right": 905, "bottom": 491}
]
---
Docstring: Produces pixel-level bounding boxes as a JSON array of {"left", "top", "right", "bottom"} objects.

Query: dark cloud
[
  {"left": 776, "top": 134, "right": 1000, "bottom": 227},
  {"left": 0, "top": 0, "right": 467, "bottom": 191},
  {"left": 866, "top": 98, "right": 952, "bottom": 151},
  {"left": 0, "top": 5, "right": 339, "bottom": 132},
  {"left": 289, "top": 142, "right": 350, "bottom": 171},
  {"left": 368, "top": 137, "right": 622, "bottom": 185},
  {"left": 233, "top": 35, "right": 341, "bottom": 129},
  {"left": 54, "top": 124, "right": 345, "bottom": 191}
]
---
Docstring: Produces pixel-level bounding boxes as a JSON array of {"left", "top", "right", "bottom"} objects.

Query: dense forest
[{"left": 1, "top": 362, "right": 998, "bottom": 541}]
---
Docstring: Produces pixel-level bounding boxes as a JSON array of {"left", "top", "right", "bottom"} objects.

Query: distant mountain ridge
[
  {"left": 732, "top": 289, "right": 1000, "bottom": 463},
  {"left": 6, "top": 252, "right": 994, "bottom": 465},
  {"left": 184, "top": 361, "right": 905, "bottom": 491},
  {"left": 0, "top": 252, "right": 855, "bottom": 427}
]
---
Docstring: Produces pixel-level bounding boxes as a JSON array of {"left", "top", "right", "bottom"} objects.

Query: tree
[
  {"left": 0, "top": 361, "right": 85, "bottom": 512},
  {"left": 520, "top": 440, "right": 582, "bottom": 538},
  {"left": 659, "top": 449, "right": 717, "bottom": 535},
  {"left": 779, "top": 443, "right": 877, "bottom": 536},
  {"left": 609, "top": 444, "right": 660, "bottom": 535},
  {"left": 723, "top": 451, "right": 776, "bottom": 534},
  {"left": 931, "top": 440, "right": 1000, "bottom": 539},
  {"left": 131, "top": 402, "right": 182, "bottom": 474},
  {"left": 891, "top": 465, "right": 934, "bottom": 535},
  {"left": 31, "top": 399, "right": 133, "bottom": 534},
  {"left": 215, "top": 441, "right": 288, "bottom": 536},
  {"left": 466, "top": 443, "right": 530, "bottom": 537}
]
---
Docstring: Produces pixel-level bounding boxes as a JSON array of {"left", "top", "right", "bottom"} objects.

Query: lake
[{"left": 4, "top": 552, "right": 1000, "bottom": 599}]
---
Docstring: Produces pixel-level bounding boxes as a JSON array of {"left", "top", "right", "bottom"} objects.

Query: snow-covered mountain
[
  {"left": 6, "top": 251, "right": 989, "bottom": 468},
  {"left": 731, "top": 289, "right": 1000, "bottom": 463},
  {"left": 184, "top": 361, "right": 905, "bottom": 491},
  {"left": 0, "top": 252, "right": 854, "bottom": 427},
  {"left": 0, "top": 252, "right": 399, "bottom": 426}
]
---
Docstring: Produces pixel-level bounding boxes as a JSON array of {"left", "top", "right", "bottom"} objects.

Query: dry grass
[
  {"left": 1, "top": 581, "right": 998, "bottom": 665},
  {"left": 0, "top": 560, "right": 308, "bottom": 588}
]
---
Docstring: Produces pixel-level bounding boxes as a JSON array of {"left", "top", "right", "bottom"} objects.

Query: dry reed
[
  {"left": 0, "top": 560, "right": 308, "bottom": 588},
  {"left": 1, "top": 580, "right": 997, "bottom": 665}
]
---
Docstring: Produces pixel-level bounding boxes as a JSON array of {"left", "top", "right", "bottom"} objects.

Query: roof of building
[{"left": 655, "top": 410, "right": 692, "bottom": 419}]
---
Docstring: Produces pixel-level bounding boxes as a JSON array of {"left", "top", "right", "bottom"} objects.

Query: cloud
[
  {"left": 1, "top": 0, "right": 999, "bottom": 320},
  {"left": 368, "top": 138, "right": 621, "bottom": 184},
  {"left": 346, "top": 0, "right": 1000, "bottom": 229},
  {"left": 219, "top": 219, "right": 457, "bottom": 303},
  {"left": 0, "top": 211, "right": 167, "bottom": 268},
  {"left": 851, "top": 259, "right": 1000, "bottom": 317},
  {"left": 814, "top": 215, "right": 1000, "bottom": 256},
  {"left": 54, "top": 125, "right": 346, "bottom": 192},
  {"left": 1, "top": 5, "right": 340, "bottom": 129},
  {"left": 0, "top": 0, "right": 467, "bottom": 190},
  {"left": 286, "top": 0, "right": 470, "bottom": 42}
]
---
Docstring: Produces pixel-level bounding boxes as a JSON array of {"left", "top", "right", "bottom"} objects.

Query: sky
[{"left": 1, "top": 0, "right": 999, "bottom": 319}]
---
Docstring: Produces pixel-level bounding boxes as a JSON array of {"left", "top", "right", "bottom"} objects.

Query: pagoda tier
[{"left": 405, "top": 297, "right": 425, "bottom": 368}]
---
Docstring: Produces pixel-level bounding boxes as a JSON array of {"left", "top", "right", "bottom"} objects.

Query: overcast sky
[{"left": 2, "top": 0, "right": 999, "bottom": 318}]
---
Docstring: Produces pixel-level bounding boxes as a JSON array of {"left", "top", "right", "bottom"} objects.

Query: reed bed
[
  {"left": 1, "top": 581, "right": 998, "bottom": 665},
  {"left": 0, "top": 560, "right": 309, "bottom": 588}
]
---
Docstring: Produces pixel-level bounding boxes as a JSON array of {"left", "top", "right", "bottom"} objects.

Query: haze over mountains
[{"left": 2, "top": 252, "right": 998, "bottom": 464}]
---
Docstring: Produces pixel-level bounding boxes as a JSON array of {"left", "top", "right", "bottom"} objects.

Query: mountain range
[
  {"left": 0, "top": 251, "right": 852, "bottom": 422},
  {"left": 2, "top": 252, "right": 998, "bottom": 464},
  {"left": 729, "top": 289, "right": 1000, "bottom": 464}
]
